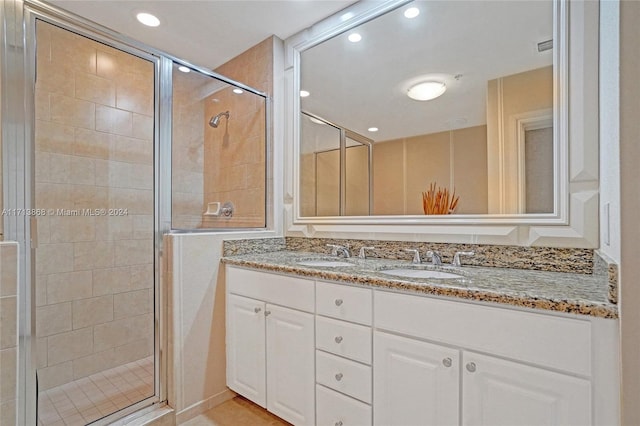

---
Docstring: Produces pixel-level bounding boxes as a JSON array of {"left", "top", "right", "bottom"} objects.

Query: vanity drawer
[
  {"left": 226, "top": 266, "right": 314, "bottom": 313},
  {"left": 316, "top": 316, "right": 372, "bottom": 364},
  {"left": 316, "top": 350, "right": 372, "bottom": 404},
  {"left": 317, "top": 384, "right": 372, "bottom": 426},
  {"left": 316, "top": 281, "right": 372, "bottom": 325},
  {"left": 374, "top": 290, "right": 592, "bottom": 376}
]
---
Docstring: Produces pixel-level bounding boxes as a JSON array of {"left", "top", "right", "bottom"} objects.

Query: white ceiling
[
  {"left": 301, "top": 0, "right": 553, "bottom": 142},
  {"left": 48, "top": 0, "right": 355, "bottom": 70}
]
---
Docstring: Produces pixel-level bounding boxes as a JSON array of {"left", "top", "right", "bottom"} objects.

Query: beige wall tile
[
  {"left": 73, "top": 241, "right": 115, "bottom": 271},
  {"left": 95, "top": 215, "right": 133, "bottom": 241},
  {"left": 93, "top": 313, "right": 152, "bottom": 352},
  {"left": 0, "top": 399, "right": 16, "bottom": 425},
  {"left": 113, "top": 338, "right": 152, "bottom": 366},
  {"left": 35, "top": 89, "right": 51, "bottom": 121},
  {"left": 71, "top": 184, "right": 108, "bottom": 210},
  {"left": 35, "top": 151, "right": 51, "bottom": 183},
  {"left": 96, "top": 105, "right": 132, "bottom": 136},
  {"left": 35, "top": 275, "right": 47, "bottom": 307},
  {"left": 47, "top": 327, "right": 93, "bottom": 365},
  {"left": 0, "top": 348, "right": 16, "bottom": 402},
  {"left": 72, "top": 349, "right": 115, "bottom": 379},
  {"left": 46, "top": 271, "right": 93, "bottom": 304},
  {"left": 109, "top": 188, "right": 153, "bottom": 215},
  {"left": 0, "top": 244, "right": 18, "bottom": 298},
  {"left": 37, "top": 216, "right": 52, "bottom": 246},
  {"left": 37, "top": 361, "right": 73, "bottom": 390},
  {"left": 49, "top": 26, "right": 96, "bottom": 74},
  {"left": 114, "top": 289, "right": 152, "bottom": 319},
  {"left": 130, "top": 264, "right": 154, "bottom": 290},
  {"left": 75, "top": 72, "right": 115, "bottom": 107},
  {"left": 50, "top": 94, "right": 95, "bottom": 130},
  {"left": 114, "top": 240, "right": 153, "bottom": 267},
  {"left": 72, "top": 295, "right": 113, "bottom": 329},
  {"left": 70, "top": 156, "right": 96, "bottom": 186},
  {"left": 133, "top": 215, "right": 153, "bottom": 240},
  {"left": 96, "top": 50, "right": 117, "bottom": 79},
  {"left": 49, "top": 153, "right": 71, "bottom": 184},
  {"left": 35, "top": 184, "right": 73, "bottom": 211},
  {"left": 35, "top": 243, "right": 74, "bottom": 275},
  {"left": 116, "top": 74, "right": 154, "bottom": 116},
  {"left": 36, "top": 59, "right": 74, "bottom": 97},
  {"left": 73, "top": 128, "right": 113, "bottom": 160},
  {"left": 92, "top": 267, "right": 131, "bottom": 296},
  {"left": 36, "top": 302, "right": 72, "bottom": 337},
  {"left": 110, "top": 135, "right": 153, "bottom": 165},
  {"left": 35, "top": 120, "right": 74, "bottom": 154},
  {"left": 132, "top": 113, "right": 154, "bottom": 140},
  {"left": 36, "top": 337, "right": 48, "bottom": 369},
  {"left": 50, "top": 216, "right": 96, "bottom": 243}
]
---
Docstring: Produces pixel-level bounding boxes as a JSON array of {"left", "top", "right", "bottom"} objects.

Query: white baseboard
[{"left": 175, "top": 389, "right": 236, "bottom": 424}]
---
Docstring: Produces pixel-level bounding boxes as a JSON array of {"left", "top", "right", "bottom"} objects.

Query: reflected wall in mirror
[{"left": 300, "top": 0, "right": 555, "bottom": 216}]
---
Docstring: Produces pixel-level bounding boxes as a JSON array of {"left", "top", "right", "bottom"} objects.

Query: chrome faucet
[
  {"left": 452, "top": 251, "right": 475, "bottom": 267},
  {"left": 358, "top": 246, "right": 376, "bottom": 259},
  {"left": 425, "top": 250, "right": 443, "bottom": 266},
  {"left": 404, "top": 249, "right": 421, "bottom": 264},
  {"left": 326, "top": 244, "right": 351, "bottom": 258}
]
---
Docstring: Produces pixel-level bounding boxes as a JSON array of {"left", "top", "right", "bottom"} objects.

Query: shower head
[{"left": 209, "top": 111, "right": 230, "bottom": 128}]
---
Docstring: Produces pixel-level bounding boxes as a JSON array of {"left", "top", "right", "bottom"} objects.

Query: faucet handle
[
  {"left": 358, "top": 246, "right": 376, "bottom": 259},
  {"left": 403, "top": 249, "right": 421, "bottom": 264},
  {"left": 326, "top": 244, "right": 351, "bottom": 258},
  {"left": 425, "top": 250, "right": 443, "bottom": 266},
  {"left": 452, "top": 251, "right": 475, "bottom": 267}
]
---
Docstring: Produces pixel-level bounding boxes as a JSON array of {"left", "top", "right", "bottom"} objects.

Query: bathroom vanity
[{"left": 222, "top": 251, "right": 619, "bottom": 426}]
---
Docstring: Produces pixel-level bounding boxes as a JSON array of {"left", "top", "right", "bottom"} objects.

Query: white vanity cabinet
[{"left": 226, "top": 267, "right": 315, "bottom": 426}]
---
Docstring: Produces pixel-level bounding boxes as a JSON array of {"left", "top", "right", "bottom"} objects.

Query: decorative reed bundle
[{"left": 422, "top": 182, "right": 459, "bottom": 215}]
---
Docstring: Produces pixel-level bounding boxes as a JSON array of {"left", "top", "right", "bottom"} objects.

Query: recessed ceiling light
[
  {"left": 407, "top": 81, "right": 447, "bottom": 101},
  {"left": 348, "top": 33, "right": 362, "bottom": 43},
  {"left": 136, "top": 12, "right": 160, "bottom": 27},
  {"left": 368, "top": 127, "right": 379, "bottom": 132},
  {"left": 177, "top": 66, "right": 190, "bottom": 73},
  {"left": 404, "top": 7, "right": 420, "bottom": 19},
  {"left": 300, "top": 90, "right": 310, "bottom": 97},
  {"left": 233, "top": 88, "right": 244, "bottom": 94}
]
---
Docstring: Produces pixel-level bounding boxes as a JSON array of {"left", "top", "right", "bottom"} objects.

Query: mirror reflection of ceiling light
[
  {"left": 404, "top": 7, "right": 420, "bottom": 19},
  {"left": 308, "top": 116, "right": 325, "bottom": 125},
  {"left": 233, "top": 88, "right": 244, "bottom": 94},
  {"left": 136, "top": 12, "right": 160, "bottom": 27},
  {"left": 407, "top": 81, "right": 447, "bottom": 101},
  {"left": 300, "top": 90, "right": 310, "bottom": 97},
  {"left": 177, "top": 66, "right": 190, "bottom": 73},
  {"left": 348, "top": 33, "right": 362, "bottom": 43},
  {"left": 368, "top": 127, "right": 379, "bottom": 132}
]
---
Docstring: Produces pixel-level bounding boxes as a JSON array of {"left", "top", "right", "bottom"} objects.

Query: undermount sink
[
  {"left": 379, "top": 269, "right": 463, "bottom": 279},
  {"left": 297, "top": 260, "right": 353, "bottom": 267}
]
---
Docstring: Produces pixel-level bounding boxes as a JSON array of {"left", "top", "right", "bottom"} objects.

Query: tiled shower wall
[
  {"left": 34, "top": 22, "right": 154, "bottom": 390},
  {"left": 201, "top": 37, "right": 272, "bottom": 228},
  {"left": 0, "top": 243, "right": 19, "bottom": 425}
]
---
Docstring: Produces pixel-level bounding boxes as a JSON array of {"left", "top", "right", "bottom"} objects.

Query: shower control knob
[
  {"left": 254, "top": 307, "right": 261, "bottom": 313},
  {"left": 335, "top": 373, "right": 343, "bottom": 381},
  {"left": 442, "top": 357, "right": 452, "bottom": 368},
  {"left": 334, "top": 336, "right": 343, "bottom": 344},
  {"left": 466, "top": 362, "right": 477, "bottom": 373},
  {"left": 335, "top": 299, "right": 344, "bottom": 306}
]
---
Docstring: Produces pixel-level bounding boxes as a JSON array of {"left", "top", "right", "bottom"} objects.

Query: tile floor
[
  {"left": 182, "top": 396, "right": 291, "bottom": 426},
  {"left": 38, "top": 356, "right": 154, "bottom": 426}
]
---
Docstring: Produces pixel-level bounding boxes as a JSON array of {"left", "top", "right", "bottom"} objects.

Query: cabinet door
[
  {"left": 266, "top": 304, "right": 315, "bottom": 426},
  {"left": 374, "top": 331, "right": 459, "bottom": 426},
  {"left": 462, "top": 351, "right": 591, "bottom": 426},
  {"left": 226, "top": 294, "right": 266, "bottom": 407}
]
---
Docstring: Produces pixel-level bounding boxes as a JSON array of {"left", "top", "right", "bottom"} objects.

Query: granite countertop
[{"left": 222, "top": 250, "right": 618, "bottom": 319}]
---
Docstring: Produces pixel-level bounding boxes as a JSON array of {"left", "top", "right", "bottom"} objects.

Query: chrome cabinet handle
[
  {"left": 335, "top": 422, "right": 343, "bottom": 426},
  {"left": 335, "top": 373, "right": 343, "bottom": 381},
  {"left": 335, "top": 299, "right": 343, "bottom": 306},
  {"left": 264, "top": 310, "right": 271, "bottom": 317},
  {"left": 254, "top": 307, "right": 261, "bottom": 313},
  {"left": 442, "top": 357, "right": 452, "bottom": 368},
  {"left": 334, "top": 336, "right": 343, "bottom": 343},
  {"left": 466, "top": 362, "right": 476, "bottom": 373}
]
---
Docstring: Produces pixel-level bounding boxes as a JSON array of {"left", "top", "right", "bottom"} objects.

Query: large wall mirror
[{"left": 284, "top": 0, "right": 599, "bottom": 247}]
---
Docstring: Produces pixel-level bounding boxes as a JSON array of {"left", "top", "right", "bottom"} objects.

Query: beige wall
[
  {"left": 487, "top": 66, "right": 553, "bottom": 213},
  {"left": 201, "top": 37, "right": 272, "bottom": 228},
  {"left": 34, "top": 22, "right": 154, "bottom": 390},
  {"left": 373, "top": 125, "right": 488, "bottom": 215},
  {"left": 0, "top": 243, "right": 19, "bottom": 425}
]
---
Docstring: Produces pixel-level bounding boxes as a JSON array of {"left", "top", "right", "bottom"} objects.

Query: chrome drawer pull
[
  {"left": 254, "top": 307, "right": 261, "bottom": 313},
  {"left": 335, "top": 299, "right": 344, "bottom": 306},
  {"left": 335, "top": 373, "right": 343, "bottom": 381},
  {"left": 334, "top": 336, "right": 343, "bottom": 344},
  {"left": 335, "top": 422, "right": 343, "bottom": 426}
]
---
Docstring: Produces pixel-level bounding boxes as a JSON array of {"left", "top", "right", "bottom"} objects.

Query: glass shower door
[{"left": 34, "top": 21, "right": 157, "bottom": 425}]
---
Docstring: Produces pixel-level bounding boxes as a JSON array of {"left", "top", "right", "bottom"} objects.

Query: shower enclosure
[{"left": 1, "top": 1, "right": 269, "bottom": 424}]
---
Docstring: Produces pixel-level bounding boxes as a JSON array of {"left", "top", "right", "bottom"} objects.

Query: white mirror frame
[{"left": 283, "top": 0, "right": 599, "bottom": 247}]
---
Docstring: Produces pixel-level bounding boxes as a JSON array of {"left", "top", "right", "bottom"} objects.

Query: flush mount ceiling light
[
  {"left": 348, "top": 33, "right": 362, "bottom": 43},
  {"left": 368, "top": 127, "right": 379, "bottom": 132},
  {"left": 404, "top": 7, "right": 420, "bottom": 19},
  {"left": 136, "top": 12, "right": 160, "bottom": 27},
  {"left": 407, "top": 81, "right": 447, "bottom": 101},
  {"left": 233, "top": 88, "right": 244, "bottom": 94},
  {"left": 300, "top": 90, "right": 310, "bottom": 97},
  {"left": 177, "top": 66, "right": 190, "bottom": 73}
]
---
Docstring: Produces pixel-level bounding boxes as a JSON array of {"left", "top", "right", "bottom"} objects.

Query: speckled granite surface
[
  {"left": 222, "top": 251, "right": 617, "bottom": 319},
  {"left": 223, "top": 237, "right": 286, "bottom": 256},
  {"left": 285, "top": 237, "right": 594, "bottom": 274},
  {"left": 594, "top": 251, "right": 619, "bottom": 304}
]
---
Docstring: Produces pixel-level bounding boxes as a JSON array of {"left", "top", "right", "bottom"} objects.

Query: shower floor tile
[{"left": 38, "top": 356, "right": 154, "bottom": 426}]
